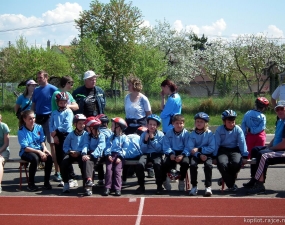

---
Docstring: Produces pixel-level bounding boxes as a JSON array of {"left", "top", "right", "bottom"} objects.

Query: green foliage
[
  {"left": 0, "top": 36, "right": 71, "bottom": 82},
  {"left": 131, "top": 44, "right": 168, "bottom": 96},
  {"left": 68, "top": 33, "right": 105, "bottom": 85},
  {"left": 75, "top": 0, "right": 145, "bottom": 90}
]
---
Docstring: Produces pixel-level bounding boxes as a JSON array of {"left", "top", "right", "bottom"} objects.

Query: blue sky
[{"left": 0, "top": 0, "right": 284, "bottom": 48}]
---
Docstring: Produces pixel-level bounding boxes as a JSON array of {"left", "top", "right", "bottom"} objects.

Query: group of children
[{"left": 36, "top": 92, "right": 270, "bottom": 196}]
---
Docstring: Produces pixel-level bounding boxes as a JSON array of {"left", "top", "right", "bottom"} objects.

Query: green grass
[{"left": 1, "top": 94, "right": 277, "bottom": 135}]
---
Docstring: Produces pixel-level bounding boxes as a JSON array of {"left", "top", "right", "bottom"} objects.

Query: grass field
[{"left": 1, "top": 94, "right": 277, "bottom": 135}]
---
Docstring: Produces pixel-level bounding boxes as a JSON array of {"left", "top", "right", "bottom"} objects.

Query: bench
[{"left": 5, "top": 158, "right": 257, "bottom": 191}]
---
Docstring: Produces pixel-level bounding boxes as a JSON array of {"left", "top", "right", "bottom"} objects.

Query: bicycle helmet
[
  {"left": 167, "top": 169, "right": 181, "bottom": 181},
  {"left": 73, "top": 114, "right": 86, "bottom": 123},
  {"left": 84, "top": 117, "right": 101, "bottom": 127},
  {"left": 136, "top": 126, "right": 148, "bottom": 136},
  {"left": 55, "top": 92, "right": 69, "bottom": 101},
  {"left": 111, "top": 117, "right": 128, "bottom": 130},
  {"left": 221, "top": 109, "right": 237, "bottom": 120},
  {"left": 194, "top": 112, "right": 210, "bottom": 122},
  {"left": 96, "top": 114, "right": 109, "bottom": 124},
  {"left": 255, "top": 97, "right": 269, "bottom": 109},
  {"left": 147, "top": 114, "right": 161, "bottom": 125}
]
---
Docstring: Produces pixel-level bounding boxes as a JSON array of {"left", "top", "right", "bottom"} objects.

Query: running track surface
[{"left": 0, "top": 197, "right": 285, "bottom": 225}]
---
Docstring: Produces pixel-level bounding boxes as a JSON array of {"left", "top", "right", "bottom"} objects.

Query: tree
[
  {"left": 0, "top": 36, "right": 71, "bottom": 83},
  {"left": 229, "top": 34, "right": 285, "bottom": 95},
  {"left": 75, "top": 0, "right": 145, "bottom": 92},
  {"left": 131, "top": 43, "right": 167, "bottom": 96},
  {"left": 68, "top": 34, "right": 105, "bottom": 84}
]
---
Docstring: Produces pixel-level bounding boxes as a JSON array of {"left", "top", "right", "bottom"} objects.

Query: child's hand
[
  {"left": 191, "top": 148, "right": 198, "bottom": 155},
  {"left": 116, "top": 157, "right": 121, "bottom": 164},
  {"left": 200, "top": 154, "right": 207, "bottom": 162},
  {"left": 82, "top": 155, "right": 90, "bottom": 162},
  {"left": 175, "top": 155, "right": 183, "bottom": 163},
  {"left": 71, "top": 151, "right": 79, "bottom": 158},
  {"left": 108, "top": 155, "right": 113, "bottom": 162},
  {"left": 53, "top": 136, "right": 59, "bottom": 144},
  {"left": 144, "top": 132, "right": 149, "bottom": 141},
  {"left": 170, "top": 155, "right": 176, "bottom": 161}
]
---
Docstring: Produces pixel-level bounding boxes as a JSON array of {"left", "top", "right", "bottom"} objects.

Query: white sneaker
[
  {"left": 189, "top": 186, "right": 198, "bottom": 196},
  {"left": 163, "top": 177, "right": 172, "bottom": 191},
  {"left": 57, "top": 181, "right": 64, "bottom": 187},
  {"left": 205, "top": 187, "right": 212, "bottom": 196},
  {"left": 0, "top": 186, "right": 2, "bottom": 194},
  {"left": 178, "top": 180, "right": 185, "bottom": 191},
  {"left": 69, "top": 179, "right": 78, "bottom": 188},
  {"left": 62, "top": 183, "right": 70, "bottom": 193}
]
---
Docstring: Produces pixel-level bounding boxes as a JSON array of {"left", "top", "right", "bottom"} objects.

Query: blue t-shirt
[
  {"left": 16, "top": 95, "right": 32, "bottom": 111},
  {"left": 32, "top": 84, "right": 57, "bottom": 115}
]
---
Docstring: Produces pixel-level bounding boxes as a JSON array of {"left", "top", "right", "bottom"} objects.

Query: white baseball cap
[
  {"left": 275, "top": 100, "right": 285, "bottom": 110},
  {"left": 83, "top": 70, "right": 98, "bottom": 80},
  {"left": 26, "top": 80, "right": 37, "bottom": 85}
]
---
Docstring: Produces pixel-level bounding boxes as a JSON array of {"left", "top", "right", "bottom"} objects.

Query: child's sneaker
[
  {"left": 43, "top": 182, "right": 52, "bottom": 190},
  {"left": 247, "top": 182, "right": 266, "bottom": 195},
  {"left": 163, "top": 177, "right": 172, "bottom": 191},
  {"left": 204, "top": 187, "right": 212, "bottom": 196},
  {"left": 69, "top": 179, "right": 78, "bottom": 188},
  {"left": 53, "top": 172, "right": 62, "bottom": 182},
  {"left": 57, "top": 181, "right": 64, "bottom": 187},
  {"left": 97, "top": 180, "right": 104, "bottom": 186},
  {"left": 189, "top": 186, "right": 198, "bottom": 196},
  {"left": 84, "top": 188, "right": 92, "bottom": 196},
  {"left": 62, "top": 183, "right": 70, "bottom": 193},
  {"left": 178, "top": 180, "right": 185, "bottom": 191},
  {"left": 147, "top": 168, "right": 155, "bottom": 178},
  {"left": 227, "top": 184, "right": 238, "bottom": 192},
  {"left": 85, "top": 179, "right": 94, "bottom": 187},
  {"left": 27, "top": 183, "right": 38, "bottom": 192}
]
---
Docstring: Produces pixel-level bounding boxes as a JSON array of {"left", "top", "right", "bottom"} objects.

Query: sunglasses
[
  {"left": 67, "top": 81, "right": 74, "bottom": 86},
  {"left": 275, "top": 107, "right": 285, "bottom": 112}
]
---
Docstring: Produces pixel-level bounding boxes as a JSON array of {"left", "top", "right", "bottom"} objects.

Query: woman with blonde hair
[{"left": 124, "top": 76, "right": 151, "bottom": 135}]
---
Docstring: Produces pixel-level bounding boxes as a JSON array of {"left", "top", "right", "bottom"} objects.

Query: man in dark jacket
[{"left": 72, "top": 70, "right": 106, "bottom": 117}]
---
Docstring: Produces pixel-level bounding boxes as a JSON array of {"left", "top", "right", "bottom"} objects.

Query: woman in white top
[{"left": 124, "top": 76, "right": 152, "bottom": 135}]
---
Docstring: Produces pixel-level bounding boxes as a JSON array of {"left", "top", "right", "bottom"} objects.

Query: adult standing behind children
[
  {"left": 72, "top": 70, "right": 106, "bottom": 117},
  {"left": 124, "top": 76, "right": 151, "bottom": 135},
  {"left": 32, "top": 71, "right": 57, "bottom": 180},
  {"left": 51, "top": 76, "right": 79, "bottom": 111},
  {"left": 15, "top": 79, "right": 37, "bottom": 119},
  {"left": 160, "top": 79, "right": 182, "bottom": 133},
  {"left": 0, "top": 114, "right": 10, "bottom": 193},
  {"left": 241, "top": 97, "right": 269, "bottom": 158}
]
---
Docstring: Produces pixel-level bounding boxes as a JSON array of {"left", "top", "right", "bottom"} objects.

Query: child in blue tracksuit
[
  {"left": 162, "top": 114, "right": 190, "bottom": 192},
  {"left": 135, "top": 114, "right": 164, "bottom": 195},
  {"left": 61, "top": 114, "right": 87, "bottom": 193},
  {"left": 18, "top": 110, "right": 53, "bottom": 191},
  {"left": 49, "top": 92, "right": 74, "bottom": 186},
  {"left": 103, "top": 117, "right": 129, "bottom": 197},
  {"left": 214, "top": 109, "right": 248, "bottom": 191},
  {"left": 188, "top": 112, "right": 215, "bottom": 196},
  {"left": 81, "top": 117, "right": 106, "bottom": 196},
  {"left": 241, "top": 97, "right": 269, "bottom": 158},
  {"left": 95, "top": 114, "right": 112, "bottom": 186}
]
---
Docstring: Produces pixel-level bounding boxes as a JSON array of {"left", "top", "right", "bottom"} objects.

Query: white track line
[
  {"left": 135, "top": 197, "right": 145, "bottom": 225},
  {"left": 0, "top": 214, "right": 284, "bottom": 219}
]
